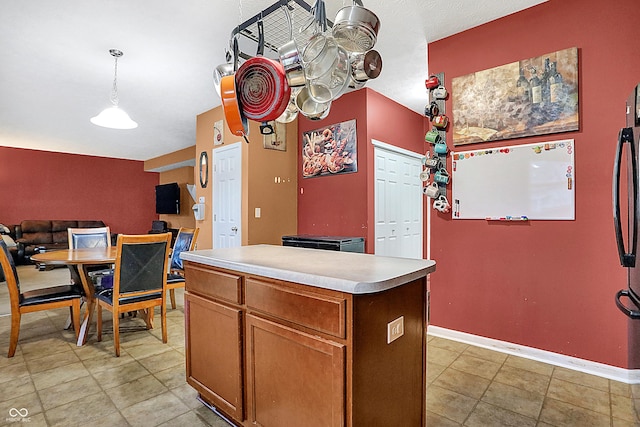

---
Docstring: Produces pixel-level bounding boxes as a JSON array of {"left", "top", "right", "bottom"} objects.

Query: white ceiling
[{"left": 0, "top": 0, "right": 546, "bottom": 161}]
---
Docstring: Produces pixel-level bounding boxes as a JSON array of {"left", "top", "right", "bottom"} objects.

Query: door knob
[{"left": 231, "top": 226, "right": 238, "bottom": 233}]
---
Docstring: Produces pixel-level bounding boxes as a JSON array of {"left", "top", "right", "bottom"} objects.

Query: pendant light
[{"left": 90, "top": 49, "right": 138, "bottom": 129}]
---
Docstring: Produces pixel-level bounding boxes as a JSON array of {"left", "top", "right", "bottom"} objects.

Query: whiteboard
[{"left": 451, "top": 140, "right": 575, "bottom": 220}]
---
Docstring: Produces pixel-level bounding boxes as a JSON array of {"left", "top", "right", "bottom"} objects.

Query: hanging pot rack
[{"left": 230, "top": 0, "right": 333, "bottom": 61}]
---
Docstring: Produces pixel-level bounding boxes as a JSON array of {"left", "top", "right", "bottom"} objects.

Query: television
[{"left": 155, "top": 183, "right": 180, "bottom": 214}]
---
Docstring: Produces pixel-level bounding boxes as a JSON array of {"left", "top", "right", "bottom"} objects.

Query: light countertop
[{"left": 181, "top": 244, "right": 436, "bottom": 294}]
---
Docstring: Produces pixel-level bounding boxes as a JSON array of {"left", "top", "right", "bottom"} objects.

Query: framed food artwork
[
  {"left": 451, "top": 47, "right": 579, "bottom": 146},
  {"left": 302, "top": 119, "right": 357, "bottom": 178}
]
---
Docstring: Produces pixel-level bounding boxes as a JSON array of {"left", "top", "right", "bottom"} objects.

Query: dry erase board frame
[{"left": 451, "top": 139, "right": 574, "bottom": 220}]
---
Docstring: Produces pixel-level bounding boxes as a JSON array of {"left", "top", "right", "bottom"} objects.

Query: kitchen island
[{"left": 181, "top": 245, "right": 436, "bottom": 427}]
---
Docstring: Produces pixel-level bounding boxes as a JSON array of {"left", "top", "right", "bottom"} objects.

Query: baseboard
[{"left": 427, "top": 325, "right": 640, "bottom": 384}]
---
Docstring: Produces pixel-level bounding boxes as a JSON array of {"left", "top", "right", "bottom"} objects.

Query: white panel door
[
  {"left": 213, "top": 142, "right": 242, "bottom": 248},
  {"left": 374, "top": 145, "right": 423, "bottom": 259}
]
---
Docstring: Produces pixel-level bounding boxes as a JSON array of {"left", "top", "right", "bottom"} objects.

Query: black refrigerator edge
[{"left": 614, "top": 83, "right": 640, "bottom": 318}]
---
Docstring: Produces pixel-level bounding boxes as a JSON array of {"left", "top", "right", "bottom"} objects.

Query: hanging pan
[
  {"left": 236, "top": 20, "right": 291, "bottom": 134},
  {"left": 221, "top": 35, "right": 249, "bottom": 142},
  {"left": 332, "top": 0, "right": 380, "bottom": 53}
]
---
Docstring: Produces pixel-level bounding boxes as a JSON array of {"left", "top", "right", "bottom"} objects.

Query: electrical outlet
[{"left": 387, "top": 316, "right": 404, "bottom": 344}]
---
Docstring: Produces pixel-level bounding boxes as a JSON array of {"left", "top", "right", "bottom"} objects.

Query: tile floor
[
  {"left": 0, "top": 266, "right": 639, "bottom": 426},
  {"left": 426, "top": 335, "right": 640, "bottom": 426}
]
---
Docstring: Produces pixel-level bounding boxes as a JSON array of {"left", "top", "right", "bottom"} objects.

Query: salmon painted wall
[
  {"left": 298, "top": 89, "right": 370, "bottom": 249},
  {"left": 297, "top": 88, "right": 426, "bottom": 253},
  {"left": 428, "top": 0, "right": 640, "bottom": 368},
  {"left": 0, "top": 147, "right": 158, "bottom": 234}
]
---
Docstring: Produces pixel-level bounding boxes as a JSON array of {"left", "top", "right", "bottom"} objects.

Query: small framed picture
[
  {"left": 213, "top": 120, "right": 224, "bottom": 146},
  {"left": 263, "top": 121, "right": 286, "bottom": 151}
]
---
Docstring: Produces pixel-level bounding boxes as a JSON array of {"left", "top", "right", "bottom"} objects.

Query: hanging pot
[
  {"left": 213, "top": 62, "right": 234, "bottom": 98},
  {"left": 236, "top": 21, "right": 291, "bottom": 123},
  {"left": 301, "top": 33, "right": 339, "bottom": 80},
  {"left": 220, "top": 74, "right": 249, "bottom": 141},
  {"left": 276, "top": 89, "right": 300, "bottom": 124},
  {"left": 350, "top": 49, "right": 382, "bottom": 82},
  {"left": 332, "top": 0, "right": 380, "bottom": 53},
  {"left": 277, "top": 6, "right": 306, "bottom": 88},
  {"left": 295, "top": 86, "right": 331, "bottom": 120},
  {"left": 307, "top": 45, "right": 351, "bottom": 103}
]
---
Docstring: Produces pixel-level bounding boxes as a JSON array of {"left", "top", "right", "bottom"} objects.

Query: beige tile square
[
  {"left": 465, "top": 401, "right": 537, "bottom": 427},
  {"left": 450, "top": 354, "right": 501, "bottom": 380},
  {"left": 154, "top": 364, "right": 187, "bottom": 390},
  {"left": 158, "top": 410, "right": 211, "bottom": 427},
  {"left": 19, "top": 334, "right": 74, "bottom": 359},
  {"left": 427, "top": 362, "right": 447, "bottom": 385},
  {"left": 493, "top": 364, "right": 551, "bottom": 395},
  {"left": 432, "top": 368, "right": 490, "bottom": 399},
  {"left": 504, "top": 355, "right": 554, "bottom": 376},
  {"left": 428, "top": 336, "right": 468, "bottom": 353},
  {"left": 0, "top": 391, "right": 42, "bottom": 419},
  {"left": 426, "top": 384, "right": 477, "bottom": 424},
  {"left": 0, "top": 362, "right": 30, "bottom": 386},
  {"left": 611, "top": 393, "right": 638, "bottom": 423},
  {"left": 539, "top": 397, "right": 611, "bottom": 427},
  {"left": 30, "top": 361, "right": 89, "bottom": 391},
  {"left": 481, "top": 381, "right": 544, "bottom": 419},
  {"left": 81, "top": 351, "right": 136, "bottom": 375},
  {"left": 463, "top": 345, "right": 508, "bottom": 364},
  {"left": 547, "top": 377, "right": 610, "bottom": 416},
  {"left": 611, "top": 380, "right": 632, "bottom": 397},
  {"left": 44, "top": 391, "right": 118, "bottom": 426},
  {"left": 138, "top": 348, "right": 185, "bottom": 374},
  {"left": 123, "top": 341, "right": 172, "bottom": 360},
  {"left": 26, "top": 349, "right": 80, "bottom": 374},
  {"left": 553, "top": 366, "right": 610, "bottom": 392},
  {"left": 92, "top": 360, "right": 150, "bottom": 390},
  {"left": 428, "top": 346, "right": 460, "bottom": 367},
  {"left": 0, "top": 375, "right": 35, "bottom": 403},
  {"left": 425, "top": 410, "right": 463, "bottom": 427},
  {"left": 171, "top": 383, "right": 202, "bottom": 409},
  {"left": 104, "top": 374, "right": 168, "bottom": 410},
  {"left": 39, "top": 375, "right": 102, "bottom": 410},
  {"left": 120, "top": 391, "right": 190, "bottom": 426}
]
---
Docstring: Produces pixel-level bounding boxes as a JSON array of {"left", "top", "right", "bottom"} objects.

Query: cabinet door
[
  {"left": 185, "top": 292, "right": 244, "bottom": 421},
  {"left": 246, "top": 314, "right": 345, "bottom": 427}
]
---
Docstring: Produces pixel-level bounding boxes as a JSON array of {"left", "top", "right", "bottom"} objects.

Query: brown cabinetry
[{"left": 184, "top": 260, "right": 427, "bottom": 427}]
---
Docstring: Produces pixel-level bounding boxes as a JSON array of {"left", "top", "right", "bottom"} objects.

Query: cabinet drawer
[
  {"left": 184, "top": 262, "right": 242, "bottom": 304},
  {"left": 246, "top": 278, "right": 346, "bottom": 339}
]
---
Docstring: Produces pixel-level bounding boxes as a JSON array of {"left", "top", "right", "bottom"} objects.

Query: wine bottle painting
[{"left": 451, "top": 47, "right": 578, "bottom": 146}]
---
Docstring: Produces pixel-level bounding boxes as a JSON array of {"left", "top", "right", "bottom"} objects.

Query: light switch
[{"left": 255, "top": 207, "right": 261, "bottom": 218}]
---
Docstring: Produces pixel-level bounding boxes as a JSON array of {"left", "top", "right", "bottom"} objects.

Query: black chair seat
[
  {"left": 166, "top": 273, "right": 185, "bottom": 284},
  {"left": 97, "top": 289, "right": 162, "bottom": 306},
  {"left": 20, "top": 285, "right": 83, "bottom": 307}
]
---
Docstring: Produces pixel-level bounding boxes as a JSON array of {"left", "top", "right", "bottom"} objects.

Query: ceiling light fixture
[{"left": 90, "top": 49, "right": 138, "bottom": 129}]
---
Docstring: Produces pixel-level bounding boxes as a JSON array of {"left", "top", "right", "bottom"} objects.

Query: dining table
[{"left": 31, "top": 247, "right": 117, "bottom": 346}]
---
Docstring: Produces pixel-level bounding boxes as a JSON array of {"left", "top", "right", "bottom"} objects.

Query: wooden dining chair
[
  {"left": 0, "top": 240, "right": 82, "bottom": 358},
  {"left": 96, "top": 233, "right": 172, "bottom": 356},
  {"left": 166, "top": 227, "right": 199, "bottom": 309},
  {"left": 67, "top": 227, "right": 113, "bottom": 287},
  {"left": 68, "top": 226, "right": 111, "bottom": 249}
]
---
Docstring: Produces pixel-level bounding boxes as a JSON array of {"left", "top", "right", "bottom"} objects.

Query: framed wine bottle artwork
[{"left": 451, "top": 47, "right": 579, "bottom": 146}]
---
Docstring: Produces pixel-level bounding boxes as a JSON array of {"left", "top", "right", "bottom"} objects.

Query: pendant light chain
[
  {"left": 108, "top": 49, "right": 124, "bottom": 108},
  {"left": 110, "top": 54, "right": 119, "bottom": 107}
]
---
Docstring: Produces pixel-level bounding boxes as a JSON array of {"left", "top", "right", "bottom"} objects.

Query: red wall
[
  {"left": 0, "top": 147, "right": 158, "bottom": 234},
  {"left": 428, "top": 0, "right": 639, "bottom": 368},
  {"left": 297, "top": 88, "right": 425, "bottom": 252}
]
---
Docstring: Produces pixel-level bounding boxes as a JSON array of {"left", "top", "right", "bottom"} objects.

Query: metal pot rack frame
[{"left": 230, "top": 0, "right": 334, "bottom": 61}]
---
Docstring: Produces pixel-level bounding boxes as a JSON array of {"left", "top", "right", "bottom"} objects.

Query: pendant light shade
[{"left": 91, "top": 49, "right": 138, "bottom": 129}]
